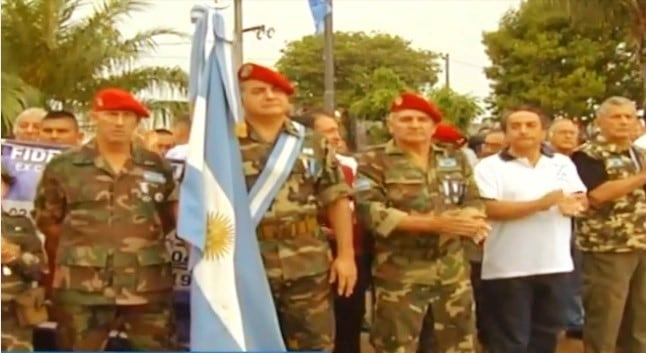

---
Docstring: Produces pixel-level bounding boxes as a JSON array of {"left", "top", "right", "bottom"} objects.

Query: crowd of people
[{"left": 1, "top": 62, "right": 645, "bottom": 353}]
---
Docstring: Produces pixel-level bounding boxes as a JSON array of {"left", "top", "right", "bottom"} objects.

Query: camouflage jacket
[
  {"left": 355, "top": 140, "right": 482, "bottom": 285},
  {"left": 1, "top": 212, "right": 46, "bottom": 302},
  {"left": 574, "top": 139, "right": 646, "bottom": 252},
  {"left": 240, "top": 119, "right": 351, "bottom": 281},
  {"left": 32, "top": 139, "right": 178, "bottom": 305}
]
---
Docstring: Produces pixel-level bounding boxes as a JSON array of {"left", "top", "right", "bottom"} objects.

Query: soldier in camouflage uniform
[
  {"left": 355, "top": 92, "right": 490, "bottom": 353},
  {"left": 33, "top": 88, "right": 178, "bottom": 351},
  {"left": 571, "top": 96, "right": 646, "bottom": 353},
  {"left": 237, "top": 63, "right": 356, "bottom": 351},
  {"left": 2, "top": 158, "right": 47, "bottom": 352}
]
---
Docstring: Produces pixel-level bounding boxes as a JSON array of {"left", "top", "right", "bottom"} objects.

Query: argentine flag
[{"left": 177, "top": 5, "right": 285, "bottom": 351}]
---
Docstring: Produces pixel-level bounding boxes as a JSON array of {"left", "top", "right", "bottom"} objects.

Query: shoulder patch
[{"left": 143, "top": 170, "right": 167, "bottom": 183}]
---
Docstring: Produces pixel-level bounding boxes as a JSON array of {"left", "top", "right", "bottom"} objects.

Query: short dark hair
[
  {"left": 485, "top": 128, "right": 504, "bottom": 135},
  {"left": 298, "top": 109, "right": 335, "bottom": 129},
  {"left": 43, "top": 110, "right": 78, "bottom": 128},
  {"left": 500, "top": 105, "right": 550, "bottom": 132},
  {"left": 154, "top": 128, "right": 173, "bottom": 135}
]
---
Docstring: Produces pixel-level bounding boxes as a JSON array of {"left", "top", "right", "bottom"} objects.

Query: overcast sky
[{"left": 118, "top": 0, "right": 521, "bottom": 102}]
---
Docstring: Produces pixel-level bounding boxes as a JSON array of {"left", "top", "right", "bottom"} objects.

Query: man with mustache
[{"left": 356, "top": 92, "right": 488, "bottom": 353}]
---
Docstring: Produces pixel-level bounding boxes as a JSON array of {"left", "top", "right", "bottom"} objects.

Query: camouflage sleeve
[
  {"left": 20, "top": 225, "right": 47, "bottom": 281},
  {"left": 160, "top": 159, "right": 179, "bottom": 203},
  {"left": 460, "top": 152, "right": 484, "bottom": 210},
  {"left": 9, "top": 220, "right": 46, "bottom": 281},
  {"left": 314, "top": 134, "right": 352, "bottom": 206},
  {"left": 33, "top": 161, "right": 67, "bottom": 229},
  {"left": 354, "top": 151, "right": 407, "bottom": 238},
  {"left": 156, "top": 159, "right": 178, "bottom": 234}
]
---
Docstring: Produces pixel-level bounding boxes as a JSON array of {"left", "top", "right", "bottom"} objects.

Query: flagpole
[
  {"left": 323, "top": 0, "right": 335, "bottom": 112},
  {"left": 233, "top": 0, "right": 243, "bottom": 70}
]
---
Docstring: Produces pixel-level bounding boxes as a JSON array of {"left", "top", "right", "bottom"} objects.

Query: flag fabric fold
[
  {"left": 308, "top": 0, "right": 331, "bottom": 35},
  {"left": 177, "top": 5, "right": 285, "bottom": 351}
]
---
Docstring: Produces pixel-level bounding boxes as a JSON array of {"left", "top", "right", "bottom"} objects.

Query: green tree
[
  {"left": 348, "top": 67, "right": 406, "bottom": 121},
  {"left": 427, "top": 87, "right": 483, "bottom": 130},
  {"left": 276, "top": 31, "right": 440, "bottom": 109},
  {"left": 482, "top": 0, "right": 641, "bottom": 120},
  {"left": 1, "top": 0, "right": 188, "bottom": 133},
  {"left": 542, "top": 0, "right": 646, "bottom": 107}
]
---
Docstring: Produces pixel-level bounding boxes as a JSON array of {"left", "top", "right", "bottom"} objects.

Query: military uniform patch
[
  {"left": 607, "top": 157, "right": 625, "bottom": 168},
  {"left": 436, "top": 156, "right": 458, "bottom": 169},
  {"left": 354, "top": 177, "right": 372, "bottom": 191},
  {"left": 143, "top": 171, "right": 166, "bottom": 183}
]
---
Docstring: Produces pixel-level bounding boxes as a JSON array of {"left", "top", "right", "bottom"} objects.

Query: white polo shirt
[{"left": 474, "top": 149, "right": 586, "bottom": 280}]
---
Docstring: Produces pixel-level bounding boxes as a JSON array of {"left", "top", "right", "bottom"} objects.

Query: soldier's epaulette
[
  {"left": 53, "top": 146, "right": 87, "bottom": 166},
  {"left": 360, "top": 143, "right": 387, "bottom": 153},
  {"left": 431, "top": 143, "right": 460, "bottom": 158}
]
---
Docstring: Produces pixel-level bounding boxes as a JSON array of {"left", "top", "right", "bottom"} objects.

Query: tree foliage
[
  {"left": 427, "top": 87, "right": 483, "bottom": 130},
  {"left": 1, "top": 0, "right": 189, "bottom": 132},
  {"left": 348, "top": 67, "right": 406, "bottom": 121},
  {"left": 540, "top": 0, "right": 646, "bottom": 107},
  {"left": 276, "top": 31, "right": 440, "bottom": 109},
  {"left": 482, "top": 0, "right": 641, "bottom": 120}
]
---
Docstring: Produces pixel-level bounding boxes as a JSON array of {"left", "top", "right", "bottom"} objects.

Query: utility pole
[
  {"left": 441, "top": 53, "right": 450, "bottom": 89},
  {"left": 323, "top": 0, "right": 335, "bottom": 113},
  {"left": 232, "top": 0, "right": 243, "bottom": 71}
]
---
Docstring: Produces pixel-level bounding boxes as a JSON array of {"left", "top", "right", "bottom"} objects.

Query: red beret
[
  {"left": 390, "top": 92, "right": 443, "bottom": 123},
  {"left": 92, "top": 88, "right": 149, "bottom": 118},
  {"left": 237, "top": 63, "right": 295, "bottom": 96},
  {"left": 433, "top": 123, "right": 466, "bottom": 146}
]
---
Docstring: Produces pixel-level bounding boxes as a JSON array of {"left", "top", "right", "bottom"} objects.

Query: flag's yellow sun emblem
[{"left": 204, "top": 212, "right": 234, "bottom": 260}]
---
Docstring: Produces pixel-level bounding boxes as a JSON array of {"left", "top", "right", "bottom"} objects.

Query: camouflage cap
[{"left": 1, "top": 157, "right": 15, "bottom": 186}]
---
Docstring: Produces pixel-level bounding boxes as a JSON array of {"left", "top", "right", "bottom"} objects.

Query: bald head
[{"left": 13, "top": 108, "right": 46, "bottom": 142}]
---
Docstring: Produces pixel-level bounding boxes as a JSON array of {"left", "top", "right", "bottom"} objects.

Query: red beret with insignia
[
  {"left": 390, "top": 92, "right": 443, "bottom": 123},
  {"left": 92, "top": 88, "right": 150, "bottom": 118},
  {"left": 237, "top": 63, "right": 295, "bottom": 96},
  {"left": 433, "top": 123, "right": 466, "bottom": 146}
]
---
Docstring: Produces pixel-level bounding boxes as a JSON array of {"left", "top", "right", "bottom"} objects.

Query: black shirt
[{"left": 571, "top": 150, "right": 608, "bottom": 192}]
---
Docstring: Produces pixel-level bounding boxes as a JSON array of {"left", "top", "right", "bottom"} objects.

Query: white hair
[
  {"left": 13, "top": 107, "right": 46, "bottom": 133},
  {"left": 596, "top": 96, "right": 636, "bottom": 119},
  {"left": 548, "top": 118, "right": 578, "bottom": 137}
]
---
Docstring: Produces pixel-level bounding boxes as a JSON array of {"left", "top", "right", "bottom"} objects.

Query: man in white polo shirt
[{"left": 474, "top": 106, "right": 588, "bottom": 353}]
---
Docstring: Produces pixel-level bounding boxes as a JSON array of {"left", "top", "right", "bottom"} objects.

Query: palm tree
[
  {"left": 542, "top": 0, "right": 646, "bottom": 107},
  {"left": 1, "top": 0, "right": 189, "bottom": 134}
]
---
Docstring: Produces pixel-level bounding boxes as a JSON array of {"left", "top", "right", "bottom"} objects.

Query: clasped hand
[
  {"left": 437, "top": 207, "right": 490, "bottom": 242},
  {"left": 541, "top": 190, "right": 587, "bottom": 216}
]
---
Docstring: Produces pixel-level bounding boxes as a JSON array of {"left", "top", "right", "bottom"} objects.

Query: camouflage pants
[
  {"left": 371, "top": 278, "right": 476, "bottom": 353},
  {"left": 1, "top": 311, "right": 34, "bottom": 352},
  {"left": 269, "top": 272, "right": 335, "bottom": 351},
  {"left": 53, "top": 301, "right": 176, "bottom": 351}
]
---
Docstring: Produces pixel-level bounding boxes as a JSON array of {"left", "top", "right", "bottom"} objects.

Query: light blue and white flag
[
  {"left": 308, "top": 0, "right": 331, "bottom": 35},
  {"left": 177, "top": 5, "right": 285, "bottom": 351}
]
